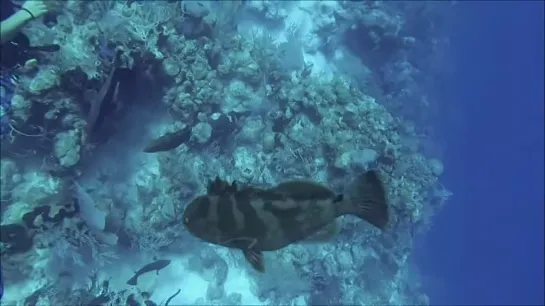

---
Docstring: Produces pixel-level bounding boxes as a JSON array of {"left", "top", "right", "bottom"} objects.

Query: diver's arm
[{"left": 0, "top": 10, "right": 33, "bottom": 44}]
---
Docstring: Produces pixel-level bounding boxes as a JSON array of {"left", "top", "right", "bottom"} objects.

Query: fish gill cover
[{"left": 0, "top": 1, "right": 513, "bottom": 305}]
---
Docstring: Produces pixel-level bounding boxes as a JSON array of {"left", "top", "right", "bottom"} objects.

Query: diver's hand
[{"left": 21, "top": 0, "right": 50, "bottom": 20}]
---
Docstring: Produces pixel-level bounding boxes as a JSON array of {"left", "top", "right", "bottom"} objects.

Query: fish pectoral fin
[
  {"left": 243, "top": 249, "right": 264, "bottom": 273},
  {"left": 207, "top": 177, "right": 238, "bottom": 195},
  {"left": 301, "top": 220, "right": 341, "bottom": 243}
]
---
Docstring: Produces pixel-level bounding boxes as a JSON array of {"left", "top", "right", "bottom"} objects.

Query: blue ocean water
[{"left": 418, "top": 1, "right": 544, "bottom": 305}]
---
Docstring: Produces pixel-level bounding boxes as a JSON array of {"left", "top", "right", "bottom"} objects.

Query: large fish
[{"left": 183, "top": 170, "right": 389, "bottom": 272}]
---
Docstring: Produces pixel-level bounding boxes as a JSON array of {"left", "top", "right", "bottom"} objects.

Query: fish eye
[{"left": 184, "top": 217, "right": 189, "bottom": 224}]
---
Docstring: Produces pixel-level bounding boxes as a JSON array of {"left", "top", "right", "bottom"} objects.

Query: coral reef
[{"left": 0, "top": 1, "right": 452, "bottom": 305}]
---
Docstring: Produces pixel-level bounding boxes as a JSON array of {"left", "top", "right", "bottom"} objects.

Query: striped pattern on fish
[{"left": 183, "top": 170, "right": 389, "bottom": 272}]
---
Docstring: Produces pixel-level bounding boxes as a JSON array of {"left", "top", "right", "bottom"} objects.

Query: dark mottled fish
[
  {"left": 126, "top": 259, "right": 171, "bottom": 286},
  {"left": 183, "top": 170, "right": 389, "bottom": 272},
  {"left": 143, "top": 127, "right": 191, "bottom": 153}
]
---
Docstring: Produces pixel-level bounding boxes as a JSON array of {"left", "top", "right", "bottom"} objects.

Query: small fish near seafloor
[
  {"left": 182, "top": 170, "right": 389, "bottom": 272},
  {"left": 126, "top": 259, "right": 171, "bottom": 286},
  {"left": 143, "top": 126, "right": 192, "bottom": 153}
]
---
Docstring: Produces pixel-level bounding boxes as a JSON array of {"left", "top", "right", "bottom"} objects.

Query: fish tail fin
[
  {"left": 346, "top": 170, "right": 389, "bottom": 230},
  {"left": 126, "top": 275, "right": 138, "bottom": 286}
]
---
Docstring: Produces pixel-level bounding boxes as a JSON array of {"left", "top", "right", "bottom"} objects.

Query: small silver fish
[{"left": 183, "top": 170, "right": 389, "bottom": 272}]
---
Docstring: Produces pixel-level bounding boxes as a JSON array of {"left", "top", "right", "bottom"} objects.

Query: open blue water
[{"left": 418, "top": 1, "right": 544, "bottom": 304}]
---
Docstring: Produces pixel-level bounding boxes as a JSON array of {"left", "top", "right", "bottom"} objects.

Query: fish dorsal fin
[
  {"left": 272, "top": 181, "right": 335, "bottom": 200},
  {"left": 207, "top": 177, "right": 238, "bottom": 195}
]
